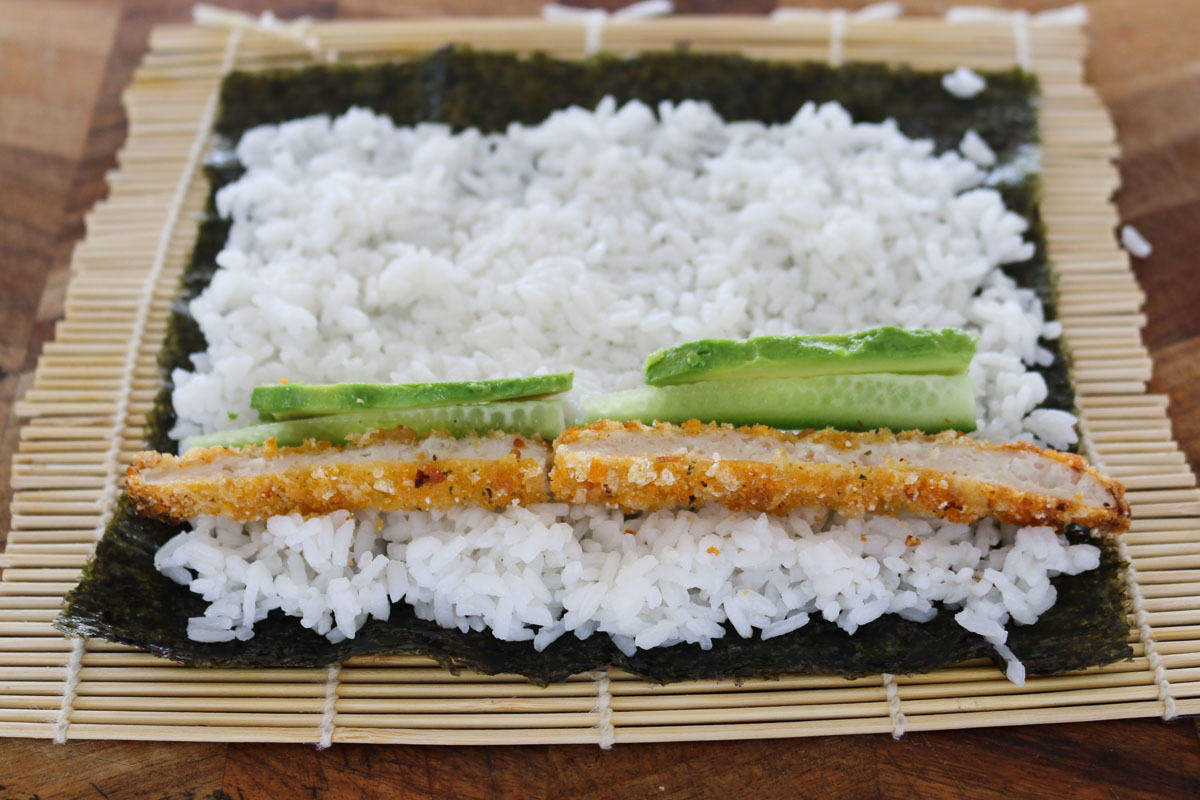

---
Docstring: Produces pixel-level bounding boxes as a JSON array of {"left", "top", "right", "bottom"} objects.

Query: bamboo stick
[
  {"left": 0, "top": 682, "right": 62, "bottom": 696},
  {"left": 1125, "top": 543, "right": 1200, "bottom": 558},
  {"left": 1141, "top": 596, "right": 1200, "bottom": 612},
  {"left": 610, "top": 718, "right": 893, "bottom": 744},
  {"left": 1125, "top": 530, "right": 1200, "bottom": 545},
  {"left": 1086, "top": 417, "right": 1173, "bottom": 431},
  {"left": 1116, "top": 474, "right": 1196, "bottom": 490},
  {"left": 1140, "top": 571, "right": 1200, "bottom": 585},
  {"left": 1159, "top": 642, "right": 1200, "bottom": 657},
  {"left": 0, "top": 597, "right": 65, "bottom": 609},
  {"left": 899, "top": 702, "right": 1166, "bottom": 734},
  {"left": 67, "top": 666, "right": 330, "bottom": 682},
  {"left": 1151, "top": 625, "right": 1200, "bottom": 641},
  {"left": 50, "top": 695, "right": 598, "bottom": 714},
  {"left": 0, "top": 583, "right": 78, "bottom": 596},
  {"left": 0, "top": 621, "right": 62, "bottom": 635},
  {"left": 895, "top": 671, "right": 1153, "bottom": 700},
  {"left": 1127, "top": 489, "right": 1200, "bottom": 504},
  {"left": 2, "top": 696, "right": 72, "bottom": 710},
  {"left": 611, "top": 685, "right": 889, "bottom": 710},
  {"left": 0, "top": 722, "right": 323, "bottom": 742},
  {"left": 610, "top": 700, "right": 890, "bottom": 727},
  {"left": 58, "top": 710, "right": 322, "bottom": 727},
  {"left": 608, "top": 673, "right": 880, "bottom": 693},
  {"left": 340, "top": 668, "right": 596, "bottom": 684},
  {"left": 322, "top": 711, "right": 598, "bottom": 729},
  {"left": 0, "top": 609, "right": 59, "bottom": 621}
]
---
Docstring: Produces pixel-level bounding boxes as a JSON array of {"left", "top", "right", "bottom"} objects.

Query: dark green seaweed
[
  {"left": 57, "top": 501, "right": 1128, "bottom": 683},
  {"left": 57, "top": 49, "right": 1129, "bottom": 682},
  {"left": 215, "top": 50, "right": 1037, "bottom": 163}
]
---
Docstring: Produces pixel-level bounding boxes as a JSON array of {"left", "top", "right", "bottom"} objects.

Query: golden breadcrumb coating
[
  {"left": 550, "top": 420, "right": 1129, "bottom": 534},
  {"left": 127, "top": 420, "right": 1129, "bottom": 534},
  {"left": 126, "top": 428, "right": 550, "bottom": 524}
]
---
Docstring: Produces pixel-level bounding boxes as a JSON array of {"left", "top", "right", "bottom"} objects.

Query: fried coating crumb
[
  {"left": 126, "top": 428, "right": 550, "bottom": 524},
  {"left": 550, "top": 420, "right": 1129, "bottom": 534}
]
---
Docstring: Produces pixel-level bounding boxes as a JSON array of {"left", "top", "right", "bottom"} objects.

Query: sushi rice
[
  {"left": 158, "top": 98, "right": 1096, "bottom": 682},
  {"left": 157, "top": 505, "right": 1100, "bottom": 685}
]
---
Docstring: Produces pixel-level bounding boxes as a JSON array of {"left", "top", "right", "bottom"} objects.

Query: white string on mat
[
  {"left": 881, "top": 673, "right": 907, "bottom": 739},
  {"left": 1122, "top": 547, "right": 1179, "bottom": 721},
  {"left": 1010, "top": 10, "right": 1032, "bottom": 71},
  {"left": 769, "top": 3, "right": 902, "bottom": 22},
  {"left": 51, "top": 25, "right": 246, "bottom": 747},
  {"left": 587, "top": 670, "right": 615, "bottom": 749},
  {"left": 828, "top": 8, "right": 847, "bottom": 67},
  {"left": 1076, "top": 419, "right": 1177, "bottom": 721},
  {"left": 944, "top": 5, "right": 1021, "bottom": 23},
  {"left": 541, "top": 1, "right": 674, "bottom": 57},
  {"left": 768, "top": 4, "right": 901, "bottom": 66},
  {"left": 193, "top": 3, "right": 338, "bottom": 62},
  {"left": 317, "top": 664, "right": 341, "bottom": 749},
  {"left": 51, "top": 639, "right": 85, "bottom": 745},
  {"left": 944, "top": 3, "right": 1091, "bottom": 71}
]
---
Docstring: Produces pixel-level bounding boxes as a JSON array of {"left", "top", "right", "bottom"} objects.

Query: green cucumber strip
[
  {"left": 584, "top": 374, "right": 976, "bottom": 433},
  {"left": 251, "top": 373, "right": 573, "bottom": 420},
  {"left": 643, "top": 328, "right": 976, "bottom": 386},
  {"left": 180, "top": 399, "right": 566, "bottom": 451}
]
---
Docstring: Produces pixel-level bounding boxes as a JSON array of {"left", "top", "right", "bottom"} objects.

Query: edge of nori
[
  {"left": 56, "top": 49, "right": 1130, "bottom": 682},
  {"left": 55, "top": 504, "right": 1130, "bottom": 683}
]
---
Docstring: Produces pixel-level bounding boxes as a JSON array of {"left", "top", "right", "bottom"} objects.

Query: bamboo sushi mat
[{"left": 3, "top": 13, "right": 1200, "bottom": 747}]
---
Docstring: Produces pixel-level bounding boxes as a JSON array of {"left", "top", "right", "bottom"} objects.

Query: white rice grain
[
  {"left": 174, "top": 99, "right": 1070, "bottom": 448},
  {"left": 960, "top": 129, "right": 997, "bottom": 167},
  {"left": 942, "top": 66, "right": 987, "bottom": 99},
  {"left": 159, "top": 506, "right": 1101, "bottom": 683},
  {"left": 1121, "top": 224, "right": 1153, "bottom": 258}
]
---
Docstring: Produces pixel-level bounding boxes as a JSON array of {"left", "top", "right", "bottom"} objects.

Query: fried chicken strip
[
  {"left": 127, "top": 428, "right": 550, "bottom": 524},
  {"left": 551, "top": 420, "right": 1129, "bottom": 534}
]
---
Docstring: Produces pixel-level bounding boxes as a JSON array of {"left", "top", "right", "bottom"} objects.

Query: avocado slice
[
  {"left": 643, "top": 328, "right": 976, "bottom": 387},
  {"left": 182, "top": 399, "right": 567, "bottom": 450},
  {"left": 251, "top": 373, "right": 573, "bottom": 421}
]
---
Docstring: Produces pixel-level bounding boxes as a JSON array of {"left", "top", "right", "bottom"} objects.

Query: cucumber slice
[
  {"left": 180, "top": 399, "right": 566, "bottom": 451},
  {"left": 644, "top": 328, "right": 975, "bottom": 386},
  {"left": 584, "top": 374, "right": 976, "bottom": 433},
  {"left": 251, "top": 374, "right": 573, "bottom": 421}
]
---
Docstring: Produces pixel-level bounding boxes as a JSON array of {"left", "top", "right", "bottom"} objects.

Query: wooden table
[{"left": 2, "top": 1, "right": 1199, "bottom": 797}]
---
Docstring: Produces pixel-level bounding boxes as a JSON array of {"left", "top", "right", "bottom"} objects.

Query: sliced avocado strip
[
  {"left": 643, "top": 328, "right": 976, "bottom": 386},
  {"left": 181, "top": 399, "right": 566, "bottom": 451},
  {"left": 251, "top": 373, "right": 573, "bottom": 420},
  {"left": 585, "top": 373, "right": 976, "bottom": 433}
]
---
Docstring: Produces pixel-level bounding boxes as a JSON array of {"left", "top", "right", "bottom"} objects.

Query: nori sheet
[{"left": 56, "top": 49, "right": 1129, "bottom": 682}]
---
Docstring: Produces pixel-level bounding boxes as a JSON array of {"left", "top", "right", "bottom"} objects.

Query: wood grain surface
[{"left": 2, "top": 1, "right": 1199, "bottom": 797}]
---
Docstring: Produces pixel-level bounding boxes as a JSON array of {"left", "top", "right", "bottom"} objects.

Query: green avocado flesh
[
  {"left": 586, "top": 373, "right": 977, "bottom": 433},
  {"left": 644, "top": 328, "right": 976, "bottom": 386},
  {"left": 56, "top": 50, "right": 1126, "bottom": 683},
  {"left": 181, "top": 399, "right": 566, "bottom": 450},
  {"left": 251, "top": 374, "right": 573, "bottom": 420}
]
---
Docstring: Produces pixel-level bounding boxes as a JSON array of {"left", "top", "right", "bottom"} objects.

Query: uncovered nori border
[
  {"left": 58, "top": 506, "right": 1127, "bottom": 683},
  {"left": 57, "top": 49, "right": 1129, "bottom": 682}
]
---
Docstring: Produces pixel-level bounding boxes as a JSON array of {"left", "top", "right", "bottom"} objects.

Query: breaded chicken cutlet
[
  {"left": 551, "top": 420, "right": 1130, "bottom": 534},
  {"left": 127, "top": 428, "right": 550, "bottom": 524},
  {"left": 127, "top": 419, "right": 1129, "bottom": 534}
]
